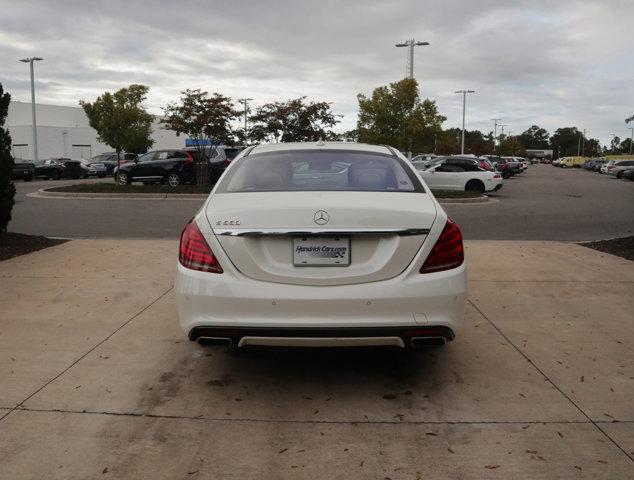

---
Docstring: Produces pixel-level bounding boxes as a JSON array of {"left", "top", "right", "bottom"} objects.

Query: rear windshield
[{"left": 216, "top": 150, "right": 424, "bottom": 193}]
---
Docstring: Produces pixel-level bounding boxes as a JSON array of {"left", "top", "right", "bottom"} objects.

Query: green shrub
[{"left": 0, "top": 83, "right": 15, "bottom": 232}]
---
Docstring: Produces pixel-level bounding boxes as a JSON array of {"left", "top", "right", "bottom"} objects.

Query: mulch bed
[
  {"left": 580, "top": 236, "right": 634, "bottom": 261},
  {"left": 0, "top": 232, "right": 68, "bottom": 261}
]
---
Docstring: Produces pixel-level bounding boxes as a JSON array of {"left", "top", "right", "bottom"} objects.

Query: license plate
[{"left": 293, "top": 236, "right": 350, "bottom": 266}]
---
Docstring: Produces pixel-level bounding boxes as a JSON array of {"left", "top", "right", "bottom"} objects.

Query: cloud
[{"left": 1, "top": 0, "right": 632, "bottom": 145}]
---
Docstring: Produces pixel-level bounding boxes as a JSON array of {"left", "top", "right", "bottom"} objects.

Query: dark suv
[{"left": 115, "top": 149, "right": 199, "bottom": 186}]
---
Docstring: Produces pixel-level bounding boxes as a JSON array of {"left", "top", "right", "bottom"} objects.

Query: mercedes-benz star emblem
[{"left": 313, "top": 210, "right": 330, "bottom": 225}]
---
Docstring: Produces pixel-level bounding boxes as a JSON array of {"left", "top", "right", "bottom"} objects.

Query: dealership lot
[
  {"left": 1, "top": 239, "right": 632, "bottom": 478},
  {"left": 8, "top": 164, "right": 634, "bottom": 241}
]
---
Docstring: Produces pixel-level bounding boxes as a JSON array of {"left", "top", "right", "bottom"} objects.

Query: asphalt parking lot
[
  {"left": 9, "top": 165, "right": 634, "bottom": 241},
  {"left": 1, "top": 239, "right": 633, "bottom": 478}
]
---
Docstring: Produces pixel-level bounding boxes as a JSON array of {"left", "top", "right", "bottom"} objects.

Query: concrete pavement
[{"left": 0, "top": 240, "right": 633, "bottom": 478}]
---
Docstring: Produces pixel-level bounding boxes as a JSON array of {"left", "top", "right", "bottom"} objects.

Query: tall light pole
[
  {"left": 19, "top": 57, "right": 43, "bottom": 161},
  {"left": 455, "top": 90, "right": 475, "bottom": 155},
  {"left": 491, "top": 118, "right": 502, "bottom": 153},
  {"left": 627, "top": 127, "right": 634, "bottom": 155},
  {"left": 395, "top": 39, "right": 429, "bottom": 79},
  {"left": 237, "top": 98, "right": 253, "bottom": 144}
]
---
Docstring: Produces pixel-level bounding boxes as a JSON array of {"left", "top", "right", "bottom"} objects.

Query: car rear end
[
  {"left": 175, "top": 144, "right": 467, "bottom": 349},
  {"left": 12, "top": 161, "right": 35, "bottom": 181}
]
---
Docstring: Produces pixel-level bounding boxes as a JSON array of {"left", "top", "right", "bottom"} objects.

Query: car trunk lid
[{"left": 205, "top": 192, "right": 437, "bottom": 286}]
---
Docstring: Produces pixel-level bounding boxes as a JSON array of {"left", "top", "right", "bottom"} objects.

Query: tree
[
  {"left": 584, "top": 138, "right": 602, "bottom": 157},
  {"left": 550, "top": 127, "right": 583, "bottom": 157},
  {"left": 0, "top": 83, "right": 15, "bottom": 232},
  {"left": 357, "top": 78, "right": 446, "bottom": 153},
  {"left": 80, "top": 84, "right": 154, "bottom": 179},
  {"left": 248, "top": 97, "right": 340, "bottom": 143},
  {"left": 517, "top": 125, "right": 550, "bottom": 150},
  {"left": 162, "top": 89, "right": 239, "bottom": 185},
  {"left": 499, "top": 135, "right": 527, "bottom": 156},
  {"left": 609, "top": 135, "right": 621, "bottom": 154}
]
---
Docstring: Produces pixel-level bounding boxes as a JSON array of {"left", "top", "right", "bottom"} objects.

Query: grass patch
[
  {"left": 47, "top": 183, "right": 212, "bottom": 194},
  {"left": 431, "top": 189, "right": 483, "bottom": 198}
]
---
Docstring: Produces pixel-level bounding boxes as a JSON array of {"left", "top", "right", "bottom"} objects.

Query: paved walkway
[{"left": 0, "top": 240, "right": 632, "bottom": 478}]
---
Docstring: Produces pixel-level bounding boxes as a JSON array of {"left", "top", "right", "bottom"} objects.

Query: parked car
[
  {"left": 591, "top": 159, "right": 607, "bottom": 172},
  {"left": 416, "top": 156, "right": 503, "bottom": 193},
  {"left": 85, "top": 162, "right": 108, "bottom": 178},
  {"left": 621, "top": 168, "right": 634, "bottom": 181},
  {"left": 115, "top": 149, "right": 197, "bottom": 186},
  {"left": 559, "top": 156, "right": 586, "bottom": 168},
  {"left": 90, "top": 152, "right": 138, "bottom": 175},
  {"left": 482, "top": 156, "right": 511, "bottom": 178},
  {"left": 206, "top": 145, "right": 246, "bottom": 183},
  {"left": 12, "top": 160, "right": 35, "bottom": 181},
  {"left": 175, "top": 141, "right": 467, "bottom": 349},
  {"left": 34, "top": 158, "right": 88, "bottom": 180},
  {"left": 502, "top": 157, "right": 522, "bottom": 174},
  {"left": 607, "top": 160, "right": 634, "bottom": 178}
]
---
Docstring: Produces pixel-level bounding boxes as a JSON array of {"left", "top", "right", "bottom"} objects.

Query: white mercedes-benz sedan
[{"left": 175, "top": 142, "right": 467, "bottom": 349}]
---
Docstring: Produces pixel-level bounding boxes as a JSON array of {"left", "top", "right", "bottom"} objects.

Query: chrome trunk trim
[{"left": 213, "top": 228, "right": 430, "bottom": 237}]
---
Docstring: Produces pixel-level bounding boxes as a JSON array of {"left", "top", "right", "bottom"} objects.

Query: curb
[{"left": 35, "top": 188, "right": 208, "bottom": 200}]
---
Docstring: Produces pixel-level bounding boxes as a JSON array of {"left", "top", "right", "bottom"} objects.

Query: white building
[{"left": 7, "top": 101, "right": 183, "bottom": 161}]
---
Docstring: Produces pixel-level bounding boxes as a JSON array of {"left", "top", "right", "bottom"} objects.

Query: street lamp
[
  {"left": 455, "top": 90, "right": 475, "bottom": 155},
  {"left": 237, "top": 98, "right": 253, "bottom": 144},
  {"left": 19, "top": 57, "right": 43, "bottom": 161},
  {"left": 395, "top": 39, "right": 429, "bottom": 79},
  {"left": 491, "top": 118, "right": 502, "bottom": 154},
  {"left": 627, "top": 127, "right": 634, "bottom": 155}
]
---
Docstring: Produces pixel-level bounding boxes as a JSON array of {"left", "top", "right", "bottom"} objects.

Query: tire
[
  {"left": 501, "top": 171, "right": 510, "bottom": 179},
  {"left": 465, "top": 179, "right": 485, "bottom": 194},
  {"left": 616, "top": 172, "right": 623, "bottom": 179},
  {"left": 167, "top": 172, "right": 181, "bottom": 187},
  {"left": 116, "top": 171, "right": 131, "bottom": 185}
]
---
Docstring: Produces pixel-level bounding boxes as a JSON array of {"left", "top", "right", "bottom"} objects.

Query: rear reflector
[
  {"left": 420, "top": 218, "right": 464, "bottom": 273},
  {"left": 493, "top": 173, "right": 501, "bottom": 178},
  {"left": 179, "top": 220, "right": 223, "bottom": 273}
]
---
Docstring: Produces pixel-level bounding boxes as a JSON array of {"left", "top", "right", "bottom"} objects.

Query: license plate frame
[{"left": 293, "top": 236, "right": 351, "bottom": 267}]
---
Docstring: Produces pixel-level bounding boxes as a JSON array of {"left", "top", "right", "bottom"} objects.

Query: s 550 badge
[{"left": 216, "top": 220, "right": 241, "bottom": 226}]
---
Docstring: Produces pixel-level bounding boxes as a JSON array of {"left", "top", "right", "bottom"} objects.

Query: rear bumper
[
  {"left": 189, "top": 325, "right": 455, "bottom": 348},
  {"left": 175, "top": 261, "right": 467, "bottom": 347}
]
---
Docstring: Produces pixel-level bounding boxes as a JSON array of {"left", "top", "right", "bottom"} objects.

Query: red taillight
[
  {"left": 493, "top": 173, "right": 501, "bottom": 178},
  {"left": 420, "top": 219, "right": 464, "bottom": 274},
  {"left": 179, "top": 221, "right": 223, "bottom": 273},
  {"left": 184, "top": 152, "right": 194, "bottom": 165}
]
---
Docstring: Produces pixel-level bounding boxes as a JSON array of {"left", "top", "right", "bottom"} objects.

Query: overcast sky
[{"left": 1, "top": 0, "right": 632, "bottom": 146}]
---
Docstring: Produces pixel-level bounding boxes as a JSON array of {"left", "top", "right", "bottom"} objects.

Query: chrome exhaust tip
[{"left": 410, "top": 336, "right": 447, "bottom": 347}]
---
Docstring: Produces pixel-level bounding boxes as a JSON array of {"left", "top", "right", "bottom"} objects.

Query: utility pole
[
  {"left": 19, "top": 56, "right": 43, "bottom": 161},
  {"left": 454, "top": 90, "right": 475, "bottom": 155},
  {"left": 395, "top": 39, "right": 429, "bottom": 79},
  {"left": 627, "top": 127, "right": 634, "bottom": 155},
  {"left": 237, "top": 98, "right": 253, "bottom": 144},
  {"left": 581, "top": 128, "right": 586, "bottom": 157},
  {"left": 491, "top": 118, "right": 502, "bottom": 154}
]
